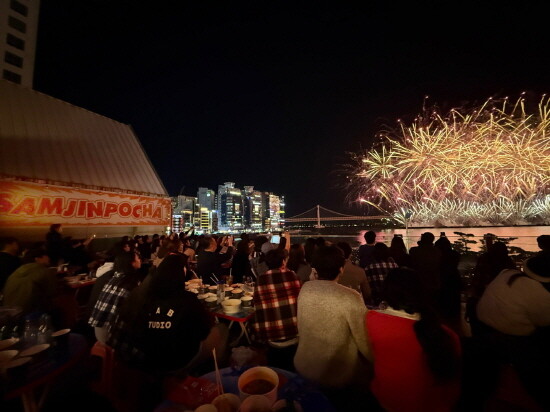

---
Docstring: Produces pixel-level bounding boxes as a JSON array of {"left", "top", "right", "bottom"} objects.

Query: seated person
[
  {"left": 336, "top": 241, "right": 371, "bottom": 305},
  {"left": 253, "top": 248, "right": 301, "bottom": 343},
  {"left": 364, "top": 243, "right": 398, "bottom": 306},
  {"left": 88, "top": 251, "right": 143, "bottom": 343},
  {"left": 109, "top": 253, "right": 227, "bottom": 375},
  {"left": 3, "top": 248, "right": 57, "bottom": 315},
  {"left": 476, "top": 252, "right": 550, "bottom": 410},
  {"left": 294, "top": 245, "right": 371, "bottom": 388},
  {"left": 366, "top": 267, "right": 461, "bottom": 412}
]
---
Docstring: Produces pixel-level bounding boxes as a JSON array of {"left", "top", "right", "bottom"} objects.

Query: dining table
[
  {"left": 2, "top": 333, "right": 89, "bottom": 412},
  {"left": 155, "top": 366, "right": 336, "bottom": 412},
  {"left": 210, "top": 305, "right": 255, "bottom": 346}
]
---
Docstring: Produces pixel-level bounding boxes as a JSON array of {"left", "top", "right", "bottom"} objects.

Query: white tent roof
[{"left": 0, "top": 80, "right": 167, "bottom": 197}]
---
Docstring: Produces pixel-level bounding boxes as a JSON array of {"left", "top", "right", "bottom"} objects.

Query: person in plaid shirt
[
  {"left": 253, "top": 248, "right": 301, "bottom": 343},
  {"left": 365, "top": 243, "right": 398, "bottom": 306},
  {"left": 89, "top": 251, "right": 142, "bottom": 343}
]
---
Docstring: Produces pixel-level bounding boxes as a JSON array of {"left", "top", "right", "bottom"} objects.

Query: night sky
[{"left": 33, "top": 2, "right": 549, "bottom": 216}]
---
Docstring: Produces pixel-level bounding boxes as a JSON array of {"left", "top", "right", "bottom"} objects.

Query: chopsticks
[{"left": 212, "top": 348, "right": 224, "bottom": 395}]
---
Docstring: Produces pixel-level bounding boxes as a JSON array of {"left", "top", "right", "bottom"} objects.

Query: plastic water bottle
[
  {"left": 37, "top": 314, "right": 53, "bottom": 344},
  {"left": 216, "top": 280, "right": 225, "bottom": 304},
  {"left": 23, "top": 318, "right": 37, "bottom": 347}
]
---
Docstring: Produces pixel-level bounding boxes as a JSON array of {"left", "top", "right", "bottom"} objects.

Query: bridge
[{"left": 285, "top": 205, "right": 389, "bottom": 228}]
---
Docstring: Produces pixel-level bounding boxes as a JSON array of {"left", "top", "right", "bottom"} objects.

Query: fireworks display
[{"left": 349, "top": 95, "right": 550, "bottom": 226}]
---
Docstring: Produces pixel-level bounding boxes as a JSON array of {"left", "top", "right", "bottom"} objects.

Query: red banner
[{"left": 0, "top": 180, "right": 171, "bottom": 227}]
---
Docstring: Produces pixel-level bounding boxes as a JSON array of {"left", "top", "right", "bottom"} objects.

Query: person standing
[
  {"left": 358, "top": 230, "right": 377, "bottom": 268},
  {"left": 46, "top": 223, "right": 64, "bottom": 266},
  {"left": 0, "top": 237, "right": 21, "bottom": 292},
  {"left": 409, "top": 232, "right": 442, "bottom": 303}
]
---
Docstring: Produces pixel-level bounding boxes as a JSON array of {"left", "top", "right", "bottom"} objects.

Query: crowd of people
[{"left": 0, "top": 225, "right": 549, "bottom": 411}]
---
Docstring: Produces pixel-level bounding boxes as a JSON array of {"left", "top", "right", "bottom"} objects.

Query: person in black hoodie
[{"left": 111, "top": 253, "right": 228, "bottom": 376}]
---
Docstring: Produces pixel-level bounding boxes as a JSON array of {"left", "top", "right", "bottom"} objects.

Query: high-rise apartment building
[
  {"left": 0, "top": 0, "right": 40, "bottom": 88},
  {"left": 244, "top": 186, "right": 264, "bottom": 231},
  {"left": 217, "top": 182, "right": 246, "bottom": 232},
  {"left": 172, "top": 195, "right": 198, "bottom": 231},
  {"left": 197, "top": 187, "right": 216, "bottom": 211}
]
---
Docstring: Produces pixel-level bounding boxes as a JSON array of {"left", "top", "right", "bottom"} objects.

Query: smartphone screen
[{"left": 271, "top": 235, "right": 280, "bottom": 244}]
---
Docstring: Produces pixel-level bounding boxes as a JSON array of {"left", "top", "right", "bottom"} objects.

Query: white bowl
[{"left": 221, "top": 298, "right": 241, "bottom": 314}]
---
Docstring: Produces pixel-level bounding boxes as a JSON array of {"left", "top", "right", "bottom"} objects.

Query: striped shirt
[
  {"left": 253, "top": 268, "right": 301, "bottom": 342},
  {"left": 88, "top": 272, "right": 140, "bottom": 328},
  {"left": 365, "top": 259, "right": 398, "bottom": 305}
]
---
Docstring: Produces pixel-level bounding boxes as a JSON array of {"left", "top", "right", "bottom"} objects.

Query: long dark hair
[
  {"left": 148, "top": 254, "right": 187, "bottom": 298},
  {"left": 381, "top": 267, "right": 460, "bottom": 382},
  {"left": 287, "top": 244, "right": 306, "bottom": 272}
]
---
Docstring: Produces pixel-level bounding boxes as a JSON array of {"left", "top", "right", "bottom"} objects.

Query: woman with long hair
[
  {"left": 88, "top": 250, "right": 143, "bottom": 343},
  {"left": 365, "top": 267, "right": 461, "bottom": 412},
  {"left": 287, "top": 243, "right": 312, "bottom": 283}
]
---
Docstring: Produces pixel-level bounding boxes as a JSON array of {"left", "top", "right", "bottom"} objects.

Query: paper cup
[
  {"left": 237, "top": 366, "right": 279, "bottom": 405},
  {"left": 231, "top": 288, "right": 243, "bottom": 299},
  {"left": 240, "top": 296, "right": 253, "bottom": 307},
  {"left": 205, "top": 297, "right": 218, "bottom": 308}
]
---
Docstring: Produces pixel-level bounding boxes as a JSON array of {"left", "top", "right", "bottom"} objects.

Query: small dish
[
  {"left": 0, "top": 350, "right": 19, "bottom": 365},
  {"left": 51, "top": 328, "right": 71, "bottom": 338},
  {"left": 0, "top": 338, "right": 19, "bottom": 351},
  {"left": 20, "top": 343, "right": 50, "bottom": 357}
]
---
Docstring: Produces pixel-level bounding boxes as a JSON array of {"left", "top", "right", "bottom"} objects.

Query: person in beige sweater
[{"left": 294, "top": 245, "right": 372, "bottom": 388}]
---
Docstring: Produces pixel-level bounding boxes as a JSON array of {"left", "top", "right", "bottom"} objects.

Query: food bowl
[
  {"left": 212, "top": 393, "right": 241, "bottom": 412},
  {"left": 240, "top": 296, "right": 253, "bottom": 307},
  {"left": 205, "top": 296, "right": 218, "bottom": 308},
  {"left": 239, "top": 394, "right": 273, "bottom": 412},
  {"left": 221, "top": 299, "right": 241, "bottom": 314},
  {"left": 237, "top": 366, "right": 279, "bottom": 404},
  {"left": 231, "top": 288, "right": 243, "bottom": 299}
]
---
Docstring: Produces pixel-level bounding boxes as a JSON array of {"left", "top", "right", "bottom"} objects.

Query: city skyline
[{"left": 171, "top": 182, "right": 285, "bottom": 233}]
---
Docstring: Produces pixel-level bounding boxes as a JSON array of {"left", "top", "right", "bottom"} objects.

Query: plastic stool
[{"left": 90, "top": 341, "right": 115, "bottom": 399}]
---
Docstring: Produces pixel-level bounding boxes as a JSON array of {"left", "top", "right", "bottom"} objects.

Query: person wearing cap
[{"left": 476, "top": 251, "right": 550, "bottom": 410}]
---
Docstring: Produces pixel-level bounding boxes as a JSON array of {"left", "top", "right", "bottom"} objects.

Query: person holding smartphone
[{"left": 196, "top": 236, "right": 234, "bottom": 283}]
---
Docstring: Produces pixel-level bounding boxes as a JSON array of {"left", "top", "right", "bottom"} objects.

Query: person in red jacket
[{"left": 366, "top": 267, "right": 461, "bottom": 412}]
